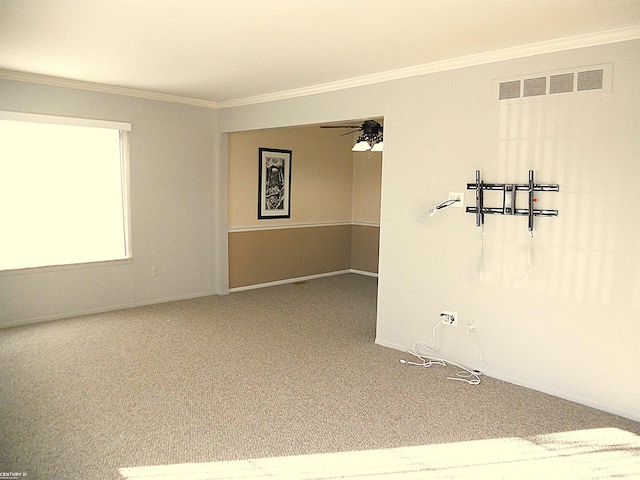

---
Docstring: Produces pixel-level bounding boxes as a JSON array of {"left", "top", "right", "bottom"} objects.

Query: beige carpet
[{"left": 1, "top": 274, "right": 638, "bottom": 479}]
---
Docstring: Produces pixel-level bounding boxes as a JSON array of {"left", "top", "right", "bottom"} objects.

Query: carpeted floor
[{"left": 1, "top": 274, "right": 638, "bottom": 479}]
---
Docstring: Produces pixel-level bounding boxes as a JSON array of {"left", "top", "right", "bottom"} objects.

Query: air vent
[
  {"left": 549, "top": 73, "right": 574, "bottom": 94},
  {"left": 499, "top": 80, "right": 521, "bottom": 100},
  {"left": 523, "top": 77, "right": 546, "bottom": 97},
  {"left": 494, "top": 64, "right": 611, "bottom": 105},
  {"left": 577, "top": 69, "right": 604, "bottom": 91}
]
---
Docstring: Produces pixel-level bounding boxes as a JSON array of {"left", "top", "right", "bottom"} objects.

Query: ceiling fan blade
[{"left": 319, "top": 125, "right": 361, "bottom": 129}]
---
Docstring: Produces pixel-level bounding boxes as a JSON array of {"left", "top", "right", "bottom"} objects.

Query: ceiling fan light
[
  {"left": 371, "top": 140, "right": 383, "bottom": 152},
  {"left": 352, "top": 140, "right": 371, "bottom": 151}
]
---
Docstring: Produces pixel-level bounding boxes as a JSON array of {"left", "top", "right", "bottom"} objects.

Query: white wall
[
  {"left": 219, "top": 39, "right": 640, "bottom": 421},
  {"left": 0, "top": 81, "right": 219, "bottom": 326}
]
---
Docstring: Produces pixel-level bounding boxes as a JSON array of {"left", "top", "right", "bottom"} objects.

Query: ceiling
[{"left": 1, "top": 1, "right": 640, "bottom": 108}]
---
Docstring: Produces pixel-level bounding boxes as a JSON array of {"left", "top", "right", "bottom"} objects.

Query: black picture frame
[{"left": 258, "top": 147, "right": 292, "bottom": 219}]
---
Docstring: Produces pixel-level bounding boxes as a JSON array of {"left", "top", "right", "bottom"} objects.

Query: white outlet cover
[{"left": 441, "top": 310, "right": 458, "bottom": 326}]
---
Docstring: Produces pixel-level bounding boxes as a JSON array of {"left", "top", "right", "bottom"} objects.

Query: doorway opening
[{"left": 225, "top": 119, "right": 382, "bottom": 291}]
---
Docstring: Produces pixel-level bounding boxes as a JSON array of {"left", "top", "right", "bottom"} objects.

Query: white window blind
[{"left": 0, "top": 111, "right": 132, "bottom": 271}]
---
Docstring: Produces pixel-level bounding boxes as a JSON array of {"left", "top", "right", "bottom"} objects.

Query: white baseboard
[
  {"left": 3, "top": 270, "right": 379, "bottom": 328},
  {"left": 0, "top": 290, "right": 216, "bottom": 329},
  {"left": 486, "top": 369, "right": 640, "bottom": 423},
  {"left": 229, "top": 269, "right": 378, "bottom": 292},
  {"left": 375, "top": 338, "right": 407, "bottom": 352},
  {"left": 350, "top": 269, "right": 378, "bottom": 278},
  {"left": 375, "top": 337, "right": 640, "bottom": 422}
]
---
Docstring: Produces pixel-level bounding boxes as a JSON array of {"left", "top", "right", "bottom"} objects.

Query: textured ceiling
[{"left": 1, "top": 0, "right": 640, "bottom": 106}]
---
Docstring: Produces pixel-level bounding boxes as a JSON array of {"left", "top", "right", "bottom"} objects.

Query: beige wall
[
  {"left": 228, "top": 125, "right": 354, "bottom": 229},
  {"left": 352, "top": 150, "right": 383, "bottom": 224},
  {"left": 229, "top": 225, "right": 352, "bottom": 288},
  {"left": 350, "top": 224, "right": 380, "bottom": 273},
  {"left": 228, "top": 125, "right": 381, "bottom": 288}
]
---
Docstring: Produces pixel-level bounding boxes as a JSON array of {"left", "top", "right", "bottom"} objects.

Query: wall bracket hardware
[{"left": 465, "top": 170, "right": 558, "bottom": 233}]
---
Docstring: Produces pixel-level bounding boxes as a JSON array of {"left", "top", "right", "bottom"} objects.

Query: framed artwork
[{"left": 258, "top": 147, "right": 292, "bottom": 219}]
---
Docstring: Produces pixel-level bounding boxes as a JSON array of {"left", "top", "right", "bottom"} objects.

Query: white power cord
[
  {"left": 429, "top": 198, "right": 459, "bottom": 217},
  {"left": 523, "top": 232, "right": 533, "bottom": 283},
  {"left": 400, "top": 342, "right": 483, "bottom": 385},
  {"left": 466, "top": 324, "right": 487, "bottom": 369},
  {"left": 427, "top": 319, "right": 443, "bottom": 351},
  {"left": 479, "top": 224, "right": 485, "bottom": 282}
]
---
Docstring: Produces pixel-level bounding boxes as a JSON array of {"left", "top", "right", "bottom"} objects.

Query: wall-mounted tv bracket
[{"left": 465, "top": 170, "right": 559, "bottom": 234}]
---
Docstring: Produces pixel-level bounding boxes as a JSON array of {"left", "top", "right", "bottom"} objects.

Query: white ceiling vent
[
  {"left": 493, "top": 63, "right": 611, "bottom": 105},
  {"left": 498, "top": 80, "right": 521, "bottom": 100},
  {"left": 523, "top": 76, "right": 547, "bottom": 97},
  {"left": 549, "top": 73, "right": 575, "bottom": 94},
  {"left": 577, "top": 69, "right": 605, "bottom": 91}
]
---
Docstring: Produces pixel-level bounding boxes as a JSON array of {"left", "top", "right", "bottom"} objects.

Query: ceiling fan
[{"left": 320, "top": 120, "right": 383, "bottom": 152}]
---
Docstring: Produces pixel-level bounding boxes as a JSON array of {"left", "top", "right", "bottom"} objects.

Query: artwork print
[{"left": 258, "top": 148, "right": 291, "bottom": 219}]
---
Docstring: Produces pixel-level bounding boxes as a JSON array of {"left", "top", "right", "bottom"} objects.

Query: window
[{"left": 0, "top": 111, "right": 131, "bottom": 271}]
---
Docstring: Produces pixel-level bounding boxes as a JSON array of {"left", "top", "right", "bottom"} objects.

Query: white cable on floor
[{"left": 400, "top": 342, "right": 482, "bottom": 385}]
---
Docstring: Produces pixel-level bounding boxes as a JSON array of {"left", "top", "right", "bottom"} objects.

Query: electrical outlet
[
  {"left": 441, "top": 310, "right": 458, "bottom": 326},
  {"left": 448, "top": 192, "right": 464, "bottom": 208},
  {"left": 151, "top": 265, "right": 159, "bottom": 277}
]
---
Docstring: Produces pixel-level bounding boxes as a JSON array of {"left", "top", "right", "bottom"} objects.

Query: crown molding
[
  {"left": 217, "top": 25, "right": 640, "bottom": 109},
  {"left": 0, "top": 70, "right": 219, "bottom": 109},
  {"left": 2, "top": 26, "right": 639, "bottom": 110}
]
